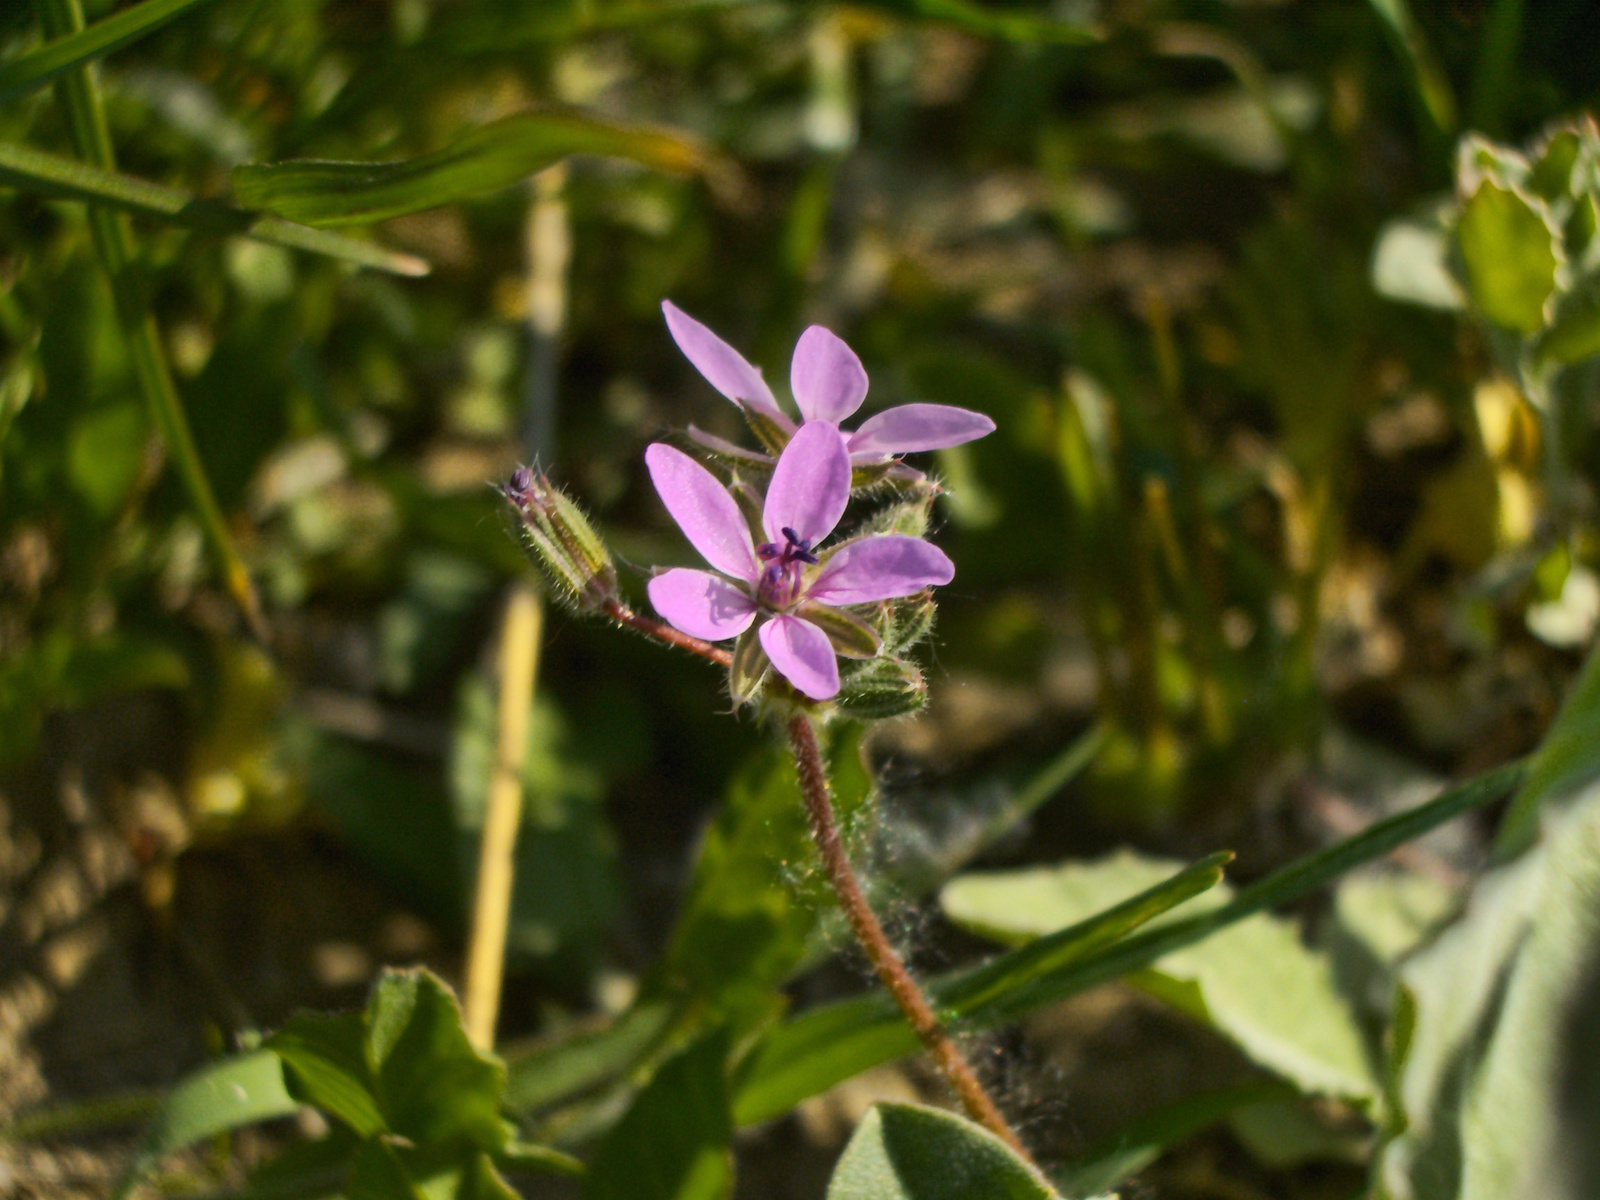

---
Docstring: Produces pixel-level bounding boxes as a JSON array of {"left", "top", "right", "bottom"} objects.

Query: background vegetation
[{"left": 2, "top": 0, "right": 1600, "bottom": 1197}]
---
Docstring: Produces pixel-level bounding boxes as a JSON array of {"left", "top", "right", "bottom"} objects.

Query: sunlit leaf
[
  {"left": 1371, "top": 217, "right": 1465, "bottom": 310},
  {"left": 271, "top": 969, "right": 508, "bottom": 1153},
  {"left": 945, "top": 851, "right": 1378, "bottom": 1103},
  {"left": 1378, "top": 783, "right": 1600, "bottom": 1199},
  {"left": 1455, "top": 180, "right": 1561, "bottom": 333}
]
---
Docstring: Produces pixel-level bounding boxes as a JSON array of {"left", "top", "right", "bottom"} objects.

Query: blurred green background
[{"left": 3, "top": 0, "right": 1600, "bottom": 1193}]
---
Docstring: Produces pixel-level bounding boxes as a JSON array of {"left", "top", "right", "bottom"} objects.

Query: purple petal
[
  {"left": 759, "top": 614, "right": 840, "bottom": 699},
  {"left": 662, "top": 300, "right": 786, "bottom": 420},
  {"left": 846, "top": 403, "right": 996, "bottom": 459},
  {"left": 647, "top": 569, "right": 757, "bottom": 641},
  {"left": 790, "top": 326, "right": 868, "bottom": 423},
  {"left": 645, "top": 443, "right": 758, "bottom": 581},
  {"left": 762, "top": 421, "right": 851, "bottom": 547},
  {"left": 807, "top": 535, "right": 955, "bottom": 605}
]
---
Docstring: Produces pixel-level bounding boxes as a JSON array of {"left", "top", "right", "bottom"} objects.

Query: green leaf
[
  {"left": 351, "top": 1141, "right": 522, "bottom": 1200},
  {"left": 1535, "top": 270, "right": 1600, "bottom": 367},
  {"left": 646, "top": 727, "right": 871, "bottom": 1033},
  {"left": 581, "top": 1030, "right": 734, "bottom": 1200},
  {"left": 826, "top": 1103, "right": 1058, "bottom": 1200},
  {"left": 450, "top": 675, "right": 621, "bottom": 964},
  {"left": 1056, "top": 1080, "right": 1294, "bottom": 1198},
  {"left": 940, "top": 849, "right": 1229, "bottom": 945},
  {"left": 1455, "top": 180, "right": 1562, "bottom": 333},
  {"left": 731, "top": 762, "right": 1523, "bottom": 1125},
  {"left": 1377, "top": 783, "right": 1600, "bottom": 1199},
  {"left": 1330, "top": 870, "right": 1457, "bottom": 969},
  {"left": 347, "top": 1138, "right": 427, "bottom": 1200},
  {"left": 1497, "top": 639, "right": 1600, "bottom": 856},
  {"left": 732, "top": 852, "right": 1229, "bottom": 1127},
  {"left": 308, "top": 755, "right": 464, "bottom": 931},
  {"left": 945, "top": 851, "right": 1378, "bottom": 1103},
  {"left": 269, "top": 1012, "right": 386, "bottom": 1138},
  {"left": 0, "top": 0, "right": 216, "bottom": 99},
  {"left": 268, "top": 969, "right": 507, "bottom": 1154},
  {"left": 0, "top": 139, "right": 428, "bottom": 275},
  {"left": 503, "top": 1000, "right": 675, "bottom": 1116},
  {"left": 66, "top": 398, "right": 145, "bottom": 514},
  {"left": 366, "top": 968, "right": 508, "bottom": 1151},
  {"left": 231, "top": 111, "right": 712, "bottom": 227},
  {"left": 111, "top": 1051, "right": 299, "bottom": 1200}
]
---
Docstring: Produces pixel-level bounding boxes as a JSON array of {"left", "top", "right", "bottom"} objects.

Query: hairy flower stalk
[{"left": 787, "top": 713, "right": 1031, "bottom": 1159}]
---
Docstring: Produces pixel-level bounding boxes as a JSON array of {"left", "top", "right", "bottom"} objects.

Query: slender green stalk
[{"left": 34, "top": 0, "right": 266, "bottom": 640}]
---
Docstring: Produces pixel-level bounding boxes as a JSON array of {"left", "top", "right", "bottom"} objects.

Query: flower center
[{"left": 755, "top": 526, "right": 817, "bottom": 609}]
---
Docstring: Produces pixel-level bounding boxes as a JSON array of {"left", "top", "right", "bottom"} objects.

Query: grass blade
[
  {"left": 110, "top": 1051, "right": 300, "bottom": 1200},
  {"left": 731, "top": 759, "right": 1525, "bottom": 1124},
  {"left": 731, "top": 851, "right": 1232, "bottom": 1126},
  {"left": 231, "top": 111, "right": 713, "bottom": 228},
  {"left": 36, "top": 0, "right": 267, "bottom": 634},
  {"left": 0, "top": 139, "right": 429, "bottom": 276},
  {"left": 0, "top": 0, "right": 215, "bottom": 99},
  {"left": 502, "top": 999, "right": 676, "bottom": 1115}
]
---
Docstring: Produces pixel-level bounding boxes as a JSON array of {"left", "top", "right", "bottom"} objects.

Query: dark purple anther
[{"left": 755, "top": 526, "right": 819, "bottom": 609}]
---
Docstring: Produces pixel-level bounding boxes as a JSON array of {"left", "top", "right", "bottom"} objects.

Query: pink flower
[
  {"left": 662, "top": 301, "right": 995, "bottom": 464},
  {"left": 645, "top": 422, "right": 954, "bottom": 700}
]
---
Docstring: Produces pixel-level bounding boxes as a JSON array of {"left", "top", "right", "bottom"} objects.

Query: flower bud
[
  {"left": 501, "top": 469, "right": 618, "bottom": 611},
  {"left": 881, "top": 589, "right": 937, "bottom": 653},
  {"left": 835, "top": 657, "right": 927, "bottom": 720}
]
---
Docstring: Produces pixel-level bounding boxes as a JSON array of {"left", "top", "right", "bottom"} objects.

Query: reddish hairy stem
[
  {"left": 785, "top": 712, "right": 1032, "bottom": 1160},
  {"left": 601, "top": 597, "right": 732, "bottom": 666}
]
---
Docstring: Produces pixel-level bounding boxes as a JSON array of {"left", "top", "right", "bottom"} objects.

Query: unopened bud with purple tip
[{"left": 501, "top": 468, "right": 618, "bottom": 611}]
